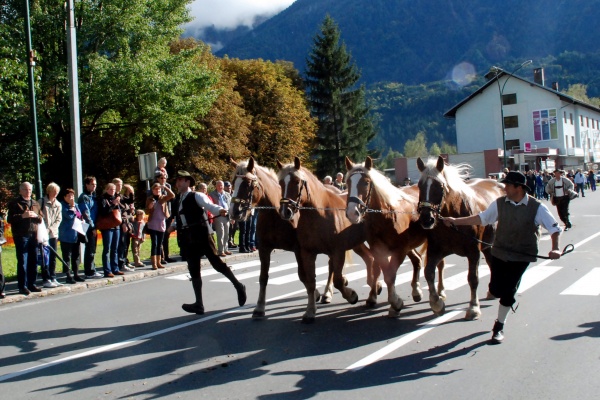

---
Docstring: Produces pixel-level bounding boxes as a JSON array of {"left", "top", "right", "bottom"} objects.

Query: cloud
[{"left": 185, "top": 0, "right": 296, "bottom": 31}]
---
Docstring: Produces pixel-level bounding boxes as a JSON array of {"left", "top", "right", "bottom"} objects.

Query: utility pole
[{"left": 67, "top": 0, "right": 83, "bottom": 195}]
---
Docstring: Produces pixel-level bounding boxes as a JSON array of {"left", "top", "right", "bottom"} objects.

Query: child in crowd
[{"left": 130, "top": 209, "right": 146, "bottom": 267}]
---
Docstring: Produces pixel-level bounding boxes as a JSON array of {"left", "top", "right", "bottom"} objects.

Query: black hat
[
  {"left": 224, "top": 181, "right": 231, "bottom": 187},
  {"left": 501, "top": 171, "right": 527, "bottom": 188},
  {"left": 175, "top": 170, "right": 196, "bottom": 186}
]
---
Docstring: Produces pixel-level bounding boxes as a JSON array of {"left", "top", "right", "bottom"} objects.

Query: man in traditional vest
[
  {"left": 546, "top": 169, "right": 575, "bottom": 231},
  {"left": 174, "top": 171, "right": 246, "bottom": 314},
  {"left": 443, "top": 171, "right": 562, "bottom": 344}
]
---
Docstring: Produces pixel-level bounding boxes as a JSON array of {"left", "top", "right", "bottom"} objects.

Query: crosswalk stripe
[
  {"left": 212, "top": 262, "right": 298, "bottom": 282},
  {"left": 517, "top": 265, "right": 562, "bottom": 293},
  {"left": 441, "top": 266, "right": 490, "bottom": 291},
  {"left": 560, "top": 268, "right": 600, "bottom": 296}
]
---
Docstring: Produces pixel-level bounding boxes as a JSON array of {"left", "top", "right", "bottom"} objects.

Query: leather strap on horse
[{"left": 444, "top": 219, "right": 574, "bottom": 259}]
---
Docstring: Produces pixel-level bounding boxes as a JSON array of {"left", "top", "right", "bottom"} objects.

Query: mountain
[
  {"left": 210, "top": 0, "right": 600, "bottom": 153},
  {"left": 216, "top": 0, "right": 600, "bottom": 85}
]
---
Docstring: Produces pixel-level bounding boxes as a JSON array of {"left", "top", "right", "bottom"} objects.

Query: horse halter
[
  {"left": 347, "top": 171, "right": 373, "bottom": 216},
  {"left": 279, "top": 175, "right": 309, "bottom": 213},
  {"left": 231, "top": 174, "right": 258, "bottom": 212},
  {"left": 417, "top": 175, "right": 446, "bottom": 218}
]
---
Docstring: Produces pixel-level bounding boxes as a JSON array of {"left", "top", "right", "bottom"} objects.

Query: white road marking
[
  {"left": 517, "top": 265, "right": 561, "bottom": 293},
  {"left": 268, "top": 265, "right": 329, "bottom": 285},
  {"left": 166, "top": 260, "right": 268, "bottom": 280},
  {"left": 212, "top": 262, "right": 298, "bottom": 282},
  {"left": 560, "top": 268, "right": 600, "bottom": 296},
  {"left": 345, "top": 309, "right": 464, "bottom": 371}
]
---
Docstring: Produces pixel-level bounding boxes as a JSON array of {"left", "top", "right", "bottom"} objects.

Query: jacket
[
  {"left": 39, "top": 196, "right": 62, "bottom": 239},
  {"left": 7, "top": 196, "right": 43, "bottom": 237},
  {"left": 58, "top": 202, "right": 82, "bottom": 244}
]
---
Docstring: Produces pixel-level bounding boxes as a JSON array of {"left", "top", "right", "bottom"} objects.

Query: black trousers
[
  {"left": 489, "top": 255, "right": 530, "bottom": 307},
  {"left": 83, "top": 227, "right": 98, "bottom": 275},
  {"left": 554, "top": 196, "right": 571, "bottom": 225},
  {"left": 180, "top": 232, "right": 238, "bottom": 284}
]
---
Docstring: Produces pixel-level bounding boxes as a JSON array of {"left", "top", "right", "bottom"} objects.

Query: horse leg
[
  {"left": 407, "top": 249, "right": 423, "bottom": 302},
  {"left": 353, "top": 243, "right": 379, "bottom": 307},
  {"left": 252, "top": 247, "right": 272, "bottom": 319},
  {"left": 382, "top": 254, "right": 404, "bottom": 318},
  {"left": 436, "top": 259, "right": 447, "bottom": 301},
  {"left": 331, "top": 251, "right": 359, "bottom": 305},
  {"left": 320, "top": 259, "right": 335, "bottom": 304},
  {"left": 464, "top": 254, "right": 482, "bottom": 320},
  {"left": 424, "top": 251, "right": 446, "bottom": 316},
  {"left": 300, "top": 250, "right": 318, "bottom": 324}
]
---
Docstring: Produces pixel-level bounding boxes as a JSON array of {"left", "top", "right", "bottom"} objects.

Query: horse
[
  {"left": 416, "top": 156, "right": 504, "bottom": 319},
  {"left": 276, "top": 157, "right": 386, "bottom": 323},
  {"left": 229, "top": 157, "right": 338, "bottom": 319},
  {"left": 344, "top": 156, "right": 444, "bottom": 318}
]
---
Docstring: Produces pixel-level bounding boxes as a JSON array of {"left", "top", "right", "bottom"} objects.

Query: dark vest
[
  {"left": 492, "top": 195, "right": 541, "bottom": 262},
  {"left": 175, "top": 192, "right": 210, "bottom": 244}
]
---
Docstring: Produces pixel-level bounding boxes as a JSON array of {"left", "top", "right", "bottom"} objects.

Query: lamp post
[{"left": 492, "top": 60, "right": 533, "bottom": 169}]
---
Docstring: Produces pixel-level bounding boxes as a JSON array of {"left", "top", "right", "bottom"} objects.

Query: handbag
[{"left": 96, "top": 209, "right": 122, "bottom": 230}]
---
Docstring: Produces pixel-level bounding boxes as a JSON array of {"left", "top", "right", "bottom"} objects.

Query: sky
[{"left": 184, "top": 0, "right": 296, "bottom": 34}]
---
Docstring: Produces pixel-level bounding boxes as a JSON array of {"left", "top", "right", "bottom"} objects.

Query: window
[
  {"left": 564, "top": 111, "right": 567, "bottom": 123},
  {"left": 580, "top": 115, "right": 584, "bottom": 125},
  {"left": 504, "top": 115, "right": 519, "bottom": 128},
  {"left": 572, "top": 137, "right": 575, "bottom": 147},
  {"left": 502, "top": 93, "right": 517, "bottom": 105},
  {"left": 570, "top": 113, "right": 573, "bottom": 125},
  {"left": 586, "top": 117, "right": 590, "bottom": 127},
  {"left": 505, "top": 139, "right": 520, "bottom": 152}
]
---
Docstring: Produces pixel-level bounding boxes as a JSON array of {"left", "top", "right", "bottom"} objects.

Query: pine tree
[{"left": 305, "top": 15, "right": 375, "bottom": 177}]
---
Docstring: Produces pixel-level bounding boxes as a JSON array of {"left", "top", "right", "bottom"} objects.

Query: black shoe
[
  {"left": 74, "top": 275, "right": 86, "bottom": 282},
  {"left": 182, "top": 303, "right": 205, "bottom": 314},
  {"left": 236, "top": 283, "right": 247, "bottom": 306},
  {"left": 228, "top": 242, "right": 238, "bottom": 248},
  {"left": 18, "top": 288, "right": 31, "bottom": 295},
  {"left": 165, "top": 257, "right": 176, "bottom": 263},
  {"left": 28, "top": 285, "right": 42, "bottom": 293},
  {"left": 65, "top": 277, "right": 76, "bottom": 284},
  {"left": 239, "top": 247, "right": 249, "bottom": 253},
  {"left": 490, "top": 320, "right": 504, "bottom": 344}
]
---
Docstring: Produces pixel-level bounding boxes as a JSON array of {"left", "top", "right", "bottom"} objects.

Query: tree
[
  {"left": 376, "top": 147, "right": 403, "bottom": 169},
  {"left": 305, "top": 15, "right": 376, "bottom": 177},
  {"left": 563, "top": 83, "right": 600, "bottom": 107},
  {"left": 0, "top": 0, "right": 219, "bottom": 189},
  {"left": 429, "top": 143, "right": 442, "bottom": 156},
  {"left": 223, "top": 58, "right": 316, "bottom": 169},
  {"left": 404, "top": 131, "right": 428, "bottom": 157}
]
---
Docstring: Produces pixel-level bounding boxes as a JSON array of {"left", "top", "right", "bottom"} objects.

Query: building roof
[{"left": 444, "top": 68, "right": 600, "bottom": 118}]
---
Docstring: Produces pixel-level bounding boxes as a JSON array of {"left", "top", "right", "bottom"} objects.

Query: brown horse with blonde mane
[
  {"left": 345, "top": 156, "right": 444, "bottom": 317},
  {"left": 277, "top": 157, "right": 381, "bottom": 323},
  {"left": 416, "top": 156, "right": 504, "bottom": 319}
]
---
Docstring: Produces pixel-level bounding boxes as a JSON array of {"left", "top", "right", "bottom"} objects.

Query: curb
[{"left": 1, "top": 251, "right": 261, "bottom": 307}]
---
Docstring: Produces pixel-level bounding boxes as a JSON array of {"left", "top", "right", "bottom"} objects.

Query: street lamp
[{"left": 492, "top": 60, "right": 533, "bottom": 169}]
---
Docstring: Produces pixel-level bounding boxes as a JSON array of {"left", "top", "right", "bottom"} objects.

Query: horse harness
[
  {"left": 279, "top": 174, "right": 310, "bottom": 213},
  {"left": 230, "top": 173, "right": 259, "bottom": 212},
  {"left": 417, "top": 173, "right": 447, "bottom": 218}
]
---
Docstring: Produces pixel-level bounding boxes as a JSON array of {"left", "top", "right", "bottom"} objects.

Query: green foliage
[
  {"left": 404, "top": 132, "right": 428, "bottom": 158},
  {"left": 376, "top": 147, "right": 403, "bottom": 169},
  {"left": 305, "top": 15, "right": 375, "bottom": 177}
]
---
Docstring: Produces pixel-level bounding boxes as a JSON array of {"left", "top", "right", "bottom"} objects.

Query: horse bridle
[
  {"left": 231, "top": 174, "right": 259, "bottom": 213},
  {"left": 417, "top": 175, "right": 446, "bottom": 219},
  {"left": 347, "top": 171, "right": 373, "bottom": 216},
  {"left": 279, "top": 175, "right": 309, "bottom": 213}
]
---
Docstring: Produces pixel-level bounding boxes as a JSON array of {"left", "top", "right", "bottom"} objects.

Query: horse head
[
  {"left": 344, "top": 156, "right": 374, "bottom": 224},
  {"left": 229, "top": 157, "right": 260, "bottom": 222},
  {"left": 416, "top": 156, "right": 447, "bottom": 229},
  {"left": 277, "top": 156, "right": 308, "bottom": 224}
]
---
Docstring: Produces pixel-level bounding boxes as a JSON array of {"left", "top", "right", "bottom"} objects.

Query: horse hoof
[
  {"left": 365, "top": 299, "right": 377, "bottom": 308},
  {"left": 432, "top": 304, "right": 446, "bottom": 316},
  {"left": 314, "top": 289, "right": 322, "bottom": 302},
  {"left": 376, "top": 283, "right": 383, "bottom": 295},
  {"left": 252, "top": 310, "right": 266, "bottom": 319},
  {"left": 413, "top": 294, "right": 422, "bottom": 303},
  {"left": 302, "top": 316, "right": 316, "bottom": 324},
  {"left": 387, "top": 308, "right": 401, "bottom": 318},
  {"left": 320, "top": 295, "right": 332, "bottom": 304},
  {"left": 439, "top": 291, "right": 447, "bottom": 301},
  {"left": 465, "top": 308, "right": 481, "bottom": 321},
  {"left": 347, "top": 291, "right": 359, "bottom": 305}
]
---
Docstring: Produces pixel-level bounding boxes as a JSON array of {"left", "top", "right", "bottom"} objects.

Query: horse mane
[
  {"left": 346, "top": 163, "right": 413, "bottom": 208},
  {"left": 419, "top": 158, "right": 478, "bottom": 209}
]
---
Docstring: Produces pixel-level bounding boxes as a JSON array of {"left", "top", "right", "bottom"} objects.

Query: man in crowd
[
  {"left": 546, "top": 169, "right": 575, "bottom": 231},
  {"left": 7, "top": 182, "right": 44, "bottom": 294},
  {"left": 209, "top": 180, "right": 231, "bottom": 256},
  {"left": 333, "top": 172, "right": 346, "bottom": 190},
  {"left": 78, "top": 176, "right": 103, "bottom": 278}
]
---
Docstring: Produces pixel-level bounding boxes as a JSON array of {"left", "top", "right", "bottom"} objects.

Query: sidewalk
[{"left": 1, "top": 250, "right": 261, "bottom": 306}]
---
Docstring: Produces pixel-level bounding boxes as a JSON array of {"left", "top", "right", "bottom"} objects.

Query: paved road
[{"left": 0, "top": 195, "right": 599, "bottom": 399}]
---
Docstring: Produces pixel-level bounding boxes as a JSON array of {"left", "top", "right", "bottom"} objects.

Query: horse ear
[
  {"left": 229, "top": 157, "right": 238, "bottom": 167},
  {"left": 345, "top": 156, "right": 354, "bottom": 171},
  {"left": 294, "top": 156, "right": 301, "bottom": 170},
  {"left": 276, "top": 160, "right": 283, "bottom": 170},
  {"left": 416, "top": 157, "right": 426, "bottom": 172},
  {"left": 436, "top": 156, "right": 445, "bottom": 172},
  {"left": 248, "top": 156, "right": 255, "bottom": 172},
  {"left": 365, "top": 156, "right": 373, "bottom": 170}
]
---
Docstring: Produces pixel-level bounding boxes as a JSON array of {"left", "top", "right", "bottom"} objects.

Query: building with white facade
[{"left": 443, "top": 67, "right": 600, "bottom": 174}]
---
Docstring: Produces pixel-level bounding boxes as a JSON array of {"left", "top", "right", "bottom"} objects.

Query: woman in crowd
[
  {"left": 119, "top": 183, "right": 136, "bottom": 271},
  {"left": 145, "top": 180, "right": 175, "bottom": 270},
  {"left": 99, "top": 183, "right": 123, "bottom": 278},
  {"left": 39, "top": 182, "right": 62, "bottom": 287},
  {"left": 58, "top": 189, "right": 85, "bottom": 283}
]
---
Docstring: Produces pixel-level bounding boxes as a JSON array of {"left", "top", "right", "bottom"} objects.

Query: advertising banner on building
[{"left": 533, "top": 109, "right": 558, "bottom": 141}]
